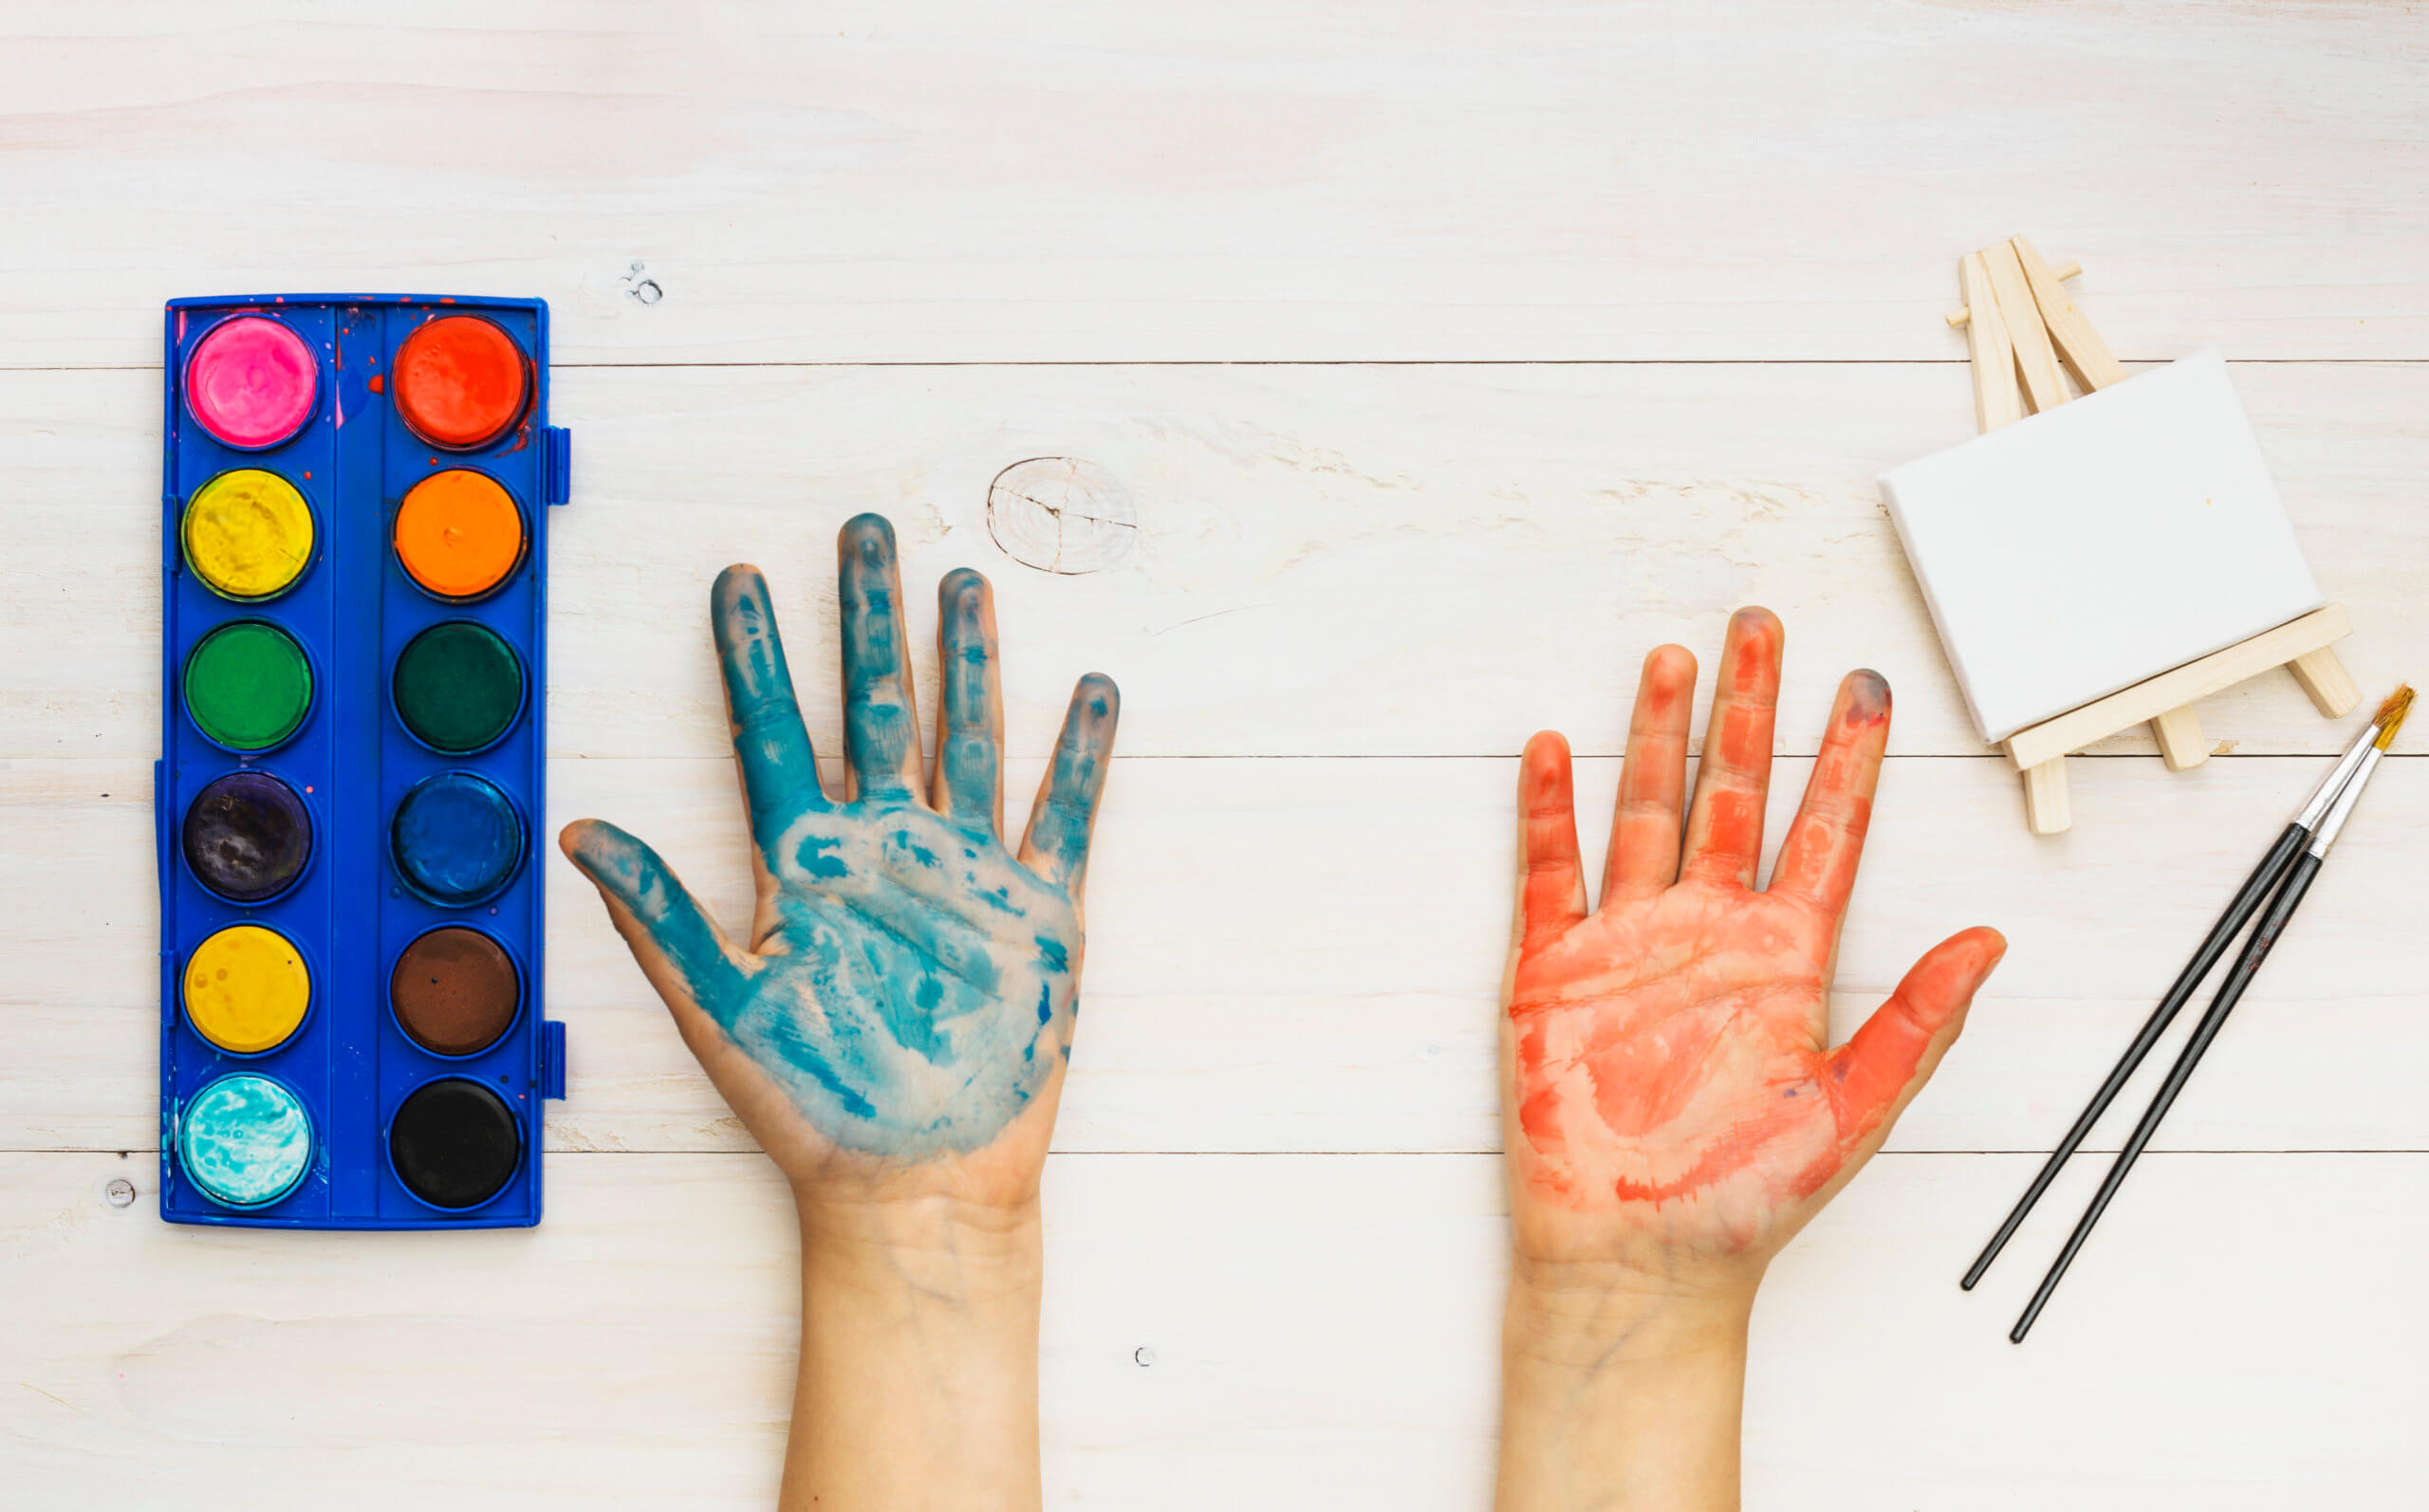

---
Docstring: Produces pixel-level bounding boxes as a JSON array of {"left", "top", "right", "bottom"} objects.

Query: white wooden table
[{"left": 4, "top": 6, "right": 2425, "bottom": 1506}]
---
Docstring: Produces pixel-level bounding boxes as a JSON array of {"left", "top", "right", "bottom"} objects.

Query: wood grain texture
[
  {"left": 5, "top": 1150, "right": 2422, "bottom": 1510},
  {"left": 0, "top": 2, "right": 2424, "bottom": 364},
  {"left": 7, "top": 362, "right": 2422, "bottom": 764}
]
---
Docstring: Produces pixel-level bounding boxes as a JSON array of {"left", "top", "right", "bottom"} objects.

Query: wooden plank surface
[
  {"left": 6, "top": 3, "right": 2425, "bottom": 1504},
  {"left": 7, "top": 753, "right": 2423, "bottom": 1155},
  {"left": 5, "top": 1151, "right": 2422, "bottom": 1510},
  {"left": 6, "top": 361, "right": 2422, "bottom": 763},
  {"left": 0, "top": 2, "right": 2424, "bottom": 365}
]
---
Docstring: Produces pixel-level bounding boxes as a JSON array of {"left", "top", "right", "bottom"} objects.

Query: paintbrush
[
  {"left": 1962, "top": 682, "right": 2419, "bottom": 1292},
  {"left": 2007, "top": 684, "right": 2412, "bottom": 1341}
]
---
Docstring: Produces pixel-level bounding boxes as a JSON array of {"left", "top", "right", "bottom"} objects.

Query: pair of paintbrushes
[{"left": 1963, "top": 684, "right": 2414, "bottom": 1341}]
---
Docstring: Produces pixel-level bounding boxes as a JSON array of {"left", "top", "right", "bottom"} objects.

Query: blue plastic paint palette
[{"left": 157, "top": 294, "right": 569, "bottom": 1228}]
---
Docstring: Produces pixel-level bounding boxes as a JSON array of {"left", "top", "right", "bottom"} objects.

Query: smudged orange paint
[
  {"left": 1715, "top": 709, "right": 1767, "bottom": 768},
  {"left": 1585, "top": 1012, "right": 1725, "bottom": 1136},
  {"left": 1697, "top": 786, "right": 1763, "bottom": 859},
  {"left": 1727, "top": 608, "right": 1781, "bottom": 690}
]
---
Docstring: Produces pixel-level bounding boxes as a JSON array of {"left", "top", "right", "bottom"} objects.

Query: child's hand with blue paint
[
  {"left": 561, "top": 513, "right": 1118, "bottom": 1213},
  {"left": 563, "top": 516, "right": 1114, "bottom": 1508}
]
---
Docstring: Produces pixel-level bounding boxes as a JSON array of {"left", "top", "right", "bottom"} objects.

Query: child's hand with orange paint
[{"left": 1494, "top": 609, "right": 2004, "bottom": 1512}]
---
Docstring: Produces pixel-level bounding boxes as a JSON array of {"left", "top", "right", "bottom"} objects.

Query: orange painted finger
[
  {"left": 1824, "top": 927, "right": 2006, "bottom": 1154},
  {"left": 1517, "top": 731, "right": 1588, "bottom": 948},
  {"left": 1679, "top": 607, "right": 1783, "bottom": 889},
  {"left": 1601, "top": 643, "right": 1697, "bottom": 904},
  {"left": 1768, "top": 670, "right": 1893, "bottom": 922}
]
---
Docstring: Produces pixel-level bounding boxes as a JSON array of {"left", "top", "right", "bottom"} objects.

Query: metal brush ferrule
[
  {"left": 2307, "top": 746, "right": 2383, "bottom": 858},
  {"left": 2293, "top": 725, "right": 2383, "bottom": 831}
]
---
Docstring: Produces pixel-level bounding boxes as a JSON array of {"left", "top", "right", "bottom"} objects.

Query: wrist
[
  {"left": 1496, "top": 1260, "right": 1754, "bottom": 1512},
  {"left": 797, "top": 1189, "right": 1045, "bottom": 1308},
  {"left": 1504, "top": 1255, "right": 1755, "bottom": 1370}
]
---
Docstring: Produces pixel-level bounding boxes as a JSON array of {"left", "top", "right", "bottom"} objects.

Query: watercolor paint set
[{"left": 157, "top": 295, "right": 569, "bottom": 1228}]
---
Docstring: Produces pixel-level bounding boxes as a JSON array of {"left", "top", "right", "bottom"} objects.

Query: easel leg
[
  {"left": 2289, "top": 647, "right": 2362, "bottom": 718},
  {"left": 2149, "top": 706, "right": 2208, "bottom": 770},
  {"left": 2021, "top": 758, "right": 2071, "bottom": 836}
]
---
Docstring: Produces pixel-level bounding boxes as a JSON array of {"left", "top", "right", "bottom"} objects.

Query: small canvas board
[{"left": 1879, "top": 348, "right": 2323, "bottom": 744}]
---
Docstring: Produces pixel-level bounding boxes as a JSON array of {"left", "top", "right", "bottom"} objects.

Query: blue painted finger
[
  {"left": 932, "top": 566, "right": 1003, "bottom": 832},
  {"left": 1018, "top": 673, "right": 1120, "bottom": 895},
  {"left": 712, "top": 565, "right": 825, "bottom": 849},
  {"left": 836, "top": 514, "right": 924, "bottom": 802},
  {"left": 560, "top": 819, "right": 751, "bottom": 1007}
]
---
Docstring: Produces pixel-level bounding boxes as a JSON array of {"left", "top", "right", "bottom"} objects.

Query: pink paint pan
[{"left": 184, "top": 315, "right": 320, "bottom": 450}]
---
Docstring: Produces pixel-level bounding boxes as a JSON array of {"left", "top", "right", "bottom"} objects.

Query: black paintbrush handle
[
  {"left": 2009, "top": 850, "right": 2323, "bottom": 1342},
  {"left": 1959, "top": 821, "right": 2308, "bottom": 1290}
]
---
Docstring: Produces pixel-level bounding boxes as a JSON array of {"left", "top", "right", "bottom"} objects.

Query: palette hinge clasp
[
  {"left": 543, "top": 427, "right": 571, "bottom": 507},
  {"left": 541, "top": 1019, "right": 567, "bottom": 1100}
]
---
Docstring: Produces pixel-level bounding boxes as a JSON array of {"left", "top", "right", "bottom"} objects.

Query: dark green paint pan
[{"left": 393, "top": 620, "right": 525, "bottom": 755}]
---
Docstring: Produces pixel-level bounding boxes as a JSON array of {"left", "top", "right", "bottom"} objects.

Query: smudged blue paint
[
  {"left": 839, "top": 515, "right": 917, "bottom": 797},
  {"left": 713, "top": 566, "right": 827, "bottom": 850},
  {"left": 936, "top": 566, "right": 1001, "bottom": 825},
  {"left": 1027, "top": 673, "right": 1120, "bottom": 890},
  {"left": 796, "top": 835, "right": 848, "bottom": 879},
  {"left": 591, "top": 757, "right": 1080, "bottom": 1158}
]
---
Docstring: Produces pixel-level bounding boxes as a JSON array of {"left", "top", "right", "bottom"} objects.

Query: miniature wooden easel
[{"left": 1948, "top": 236, "right": 2361, "bottom": 834}]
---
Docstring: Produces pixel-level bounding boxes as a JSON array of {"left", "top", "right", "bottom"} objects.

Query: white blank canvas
[{"left": 1879, "top": 349, "right": 2323, "bottom": 744}]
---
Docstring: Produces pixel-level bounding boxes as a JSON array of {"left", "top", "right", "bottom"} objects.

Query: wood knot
[{"left": 985, "top": 457, "right": 1137, "bottom": 575}]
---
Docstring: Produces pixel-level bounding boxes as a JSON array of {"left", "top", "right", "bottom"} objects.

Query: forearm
[
  {"left": 784, "top": 1193, "right": 1045, "bottom": 1512},
  {"left": 1494, "top": 1260, "right": 1754, "bottom": 1512}
]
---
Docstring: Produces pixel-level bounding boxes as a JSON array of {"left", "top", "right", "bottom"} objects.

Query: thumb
[
  {"left": 559, "top": 819, "right": 752, "bottom": 1015},
  {"left": 1826, "top": 926, "right": 2007, "bottom": 1154}
]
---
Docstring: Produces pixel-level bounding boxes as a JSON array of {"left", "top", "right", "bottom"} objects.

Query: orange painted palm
[{"left": 1503, "top": 609, "right": 2005, "bottom": 1287}]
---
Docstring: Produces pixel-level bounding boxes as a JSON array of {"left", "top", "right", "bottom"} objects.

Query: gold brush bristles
[{"left": 2373, "top": 684, "right": 2414, "bottom": 750}]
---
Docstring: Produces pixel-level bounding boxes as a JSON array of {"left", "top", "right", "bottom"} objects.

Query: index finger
[
  {"left": 712, "top": 564, "right": 826, "bottom": 853},
  {"left": 1768, "top": 669, "right": 1892, "bottom": 925}
]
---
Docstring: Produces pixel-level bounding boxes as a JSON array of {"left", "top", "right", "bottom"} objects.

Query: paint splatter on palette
[{"left": 158, "top": 295, "right": 569, "bottom": 1228}]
